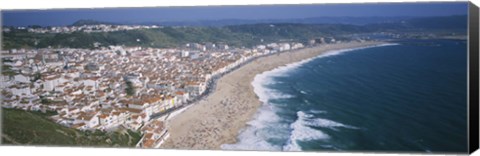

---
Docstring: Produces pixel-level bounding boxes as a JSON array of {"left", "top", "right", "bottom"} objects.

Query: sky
[{"left": 1, "top": 2, "right": 468, "bottom": 26}]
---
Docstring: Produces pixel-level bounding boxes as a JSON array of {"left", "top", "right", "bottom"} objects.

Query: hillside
[
  {"left": 1, "top": 108, "right": 142, "bottom": 147},
  {"left": 364, "top": 15, "right": 468, "bottom": 32},
  {"left": 2, "top": 23, "right": 361, "bottom": 50},
  {"left": 143, "top": 16, "right": 412, "bottom": 27},
  {"left": 1, "top": 15, "right": 467, "bottom": 50},
  {"left": 404, "top": 15, "right": 467, "bottom": 29},
  {"left": 71, "top": 19, "right": 118, "bottom": 26}
]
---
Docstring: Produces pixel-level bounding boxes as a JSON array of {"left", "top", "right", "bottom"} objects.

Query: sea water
[{"left": 222, "top": 39, "right": 468, "bottom": 153}]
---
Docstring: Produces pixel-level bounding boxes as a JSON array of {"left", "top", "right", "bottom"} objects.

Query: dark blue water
[{"left": 222, "top": 39, "right": 468, "bottom": 153}]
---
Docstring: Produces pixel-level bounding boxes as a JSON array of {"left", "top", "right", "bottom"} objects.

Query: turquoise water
[{"left": 222, "top": 39, "right": 468, "bottom": 153}]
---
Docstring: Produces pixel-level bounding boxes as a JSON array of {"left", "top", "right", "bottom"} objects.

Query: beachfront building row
[
  {"left": 1, "top": 41, "right": 306, "bottom": 133},
  {"left": 3, "top": 24, "right": 160, "bottom": 34}
]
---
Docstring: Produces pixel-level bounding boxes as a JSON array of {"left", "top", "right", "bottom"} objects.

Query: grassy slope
[
  {"left": 1, "top": 24, "right": 364, "bottom": 50},
  {"left": 1, "top": 108, "right": 142, "bottom": 147}
]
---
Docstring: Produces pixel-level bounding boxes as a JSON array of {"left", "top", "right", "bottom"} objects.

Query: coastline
[{"left": 160, "top": 41, "right": 386, "bottom": 150}]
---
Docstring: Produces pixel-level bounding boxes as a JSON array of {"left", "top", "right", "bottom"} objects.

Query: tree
[
  {"left": 31, "top": 72, "right": 42, "bottom": 82},
  {"left": 125, "top": 80, "right": 135, "bottom": 96}
]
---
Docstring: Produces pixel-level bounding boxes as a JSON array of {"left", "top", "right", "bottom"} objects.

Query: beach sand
[{"left": 160, "top": 41, "right": 385, "bottom": 150}]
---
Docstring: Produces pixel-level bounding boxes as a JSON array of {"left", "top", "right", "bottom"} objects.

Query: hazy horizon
[{"left": 2, "top": 2, "right": 468, "bottom": 27}]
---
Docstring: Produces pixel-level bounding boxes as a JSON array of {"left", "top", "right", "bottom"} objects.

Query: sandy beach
[{"left": 160, "top": 41, "right": 385, "bottom": 150}]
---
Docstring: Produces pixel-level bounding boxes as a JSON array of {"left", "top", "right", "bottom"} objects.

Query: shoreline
[{"left": 160, "top": 41, "right": 387, "bottom": 150}]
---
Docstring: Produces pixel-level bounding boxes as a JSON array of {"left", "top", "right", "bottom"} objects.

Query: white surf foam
[
  {"left": 252, "top": 70, "right": 296, "bottom": 103},
  {"left": 252, "top": 43, "right": 400, "bottom": 104},
  {"left": 251, "top": 43, "right": 396, "bottom": 137},
  {"left": 283, "top": 111, "right": 360, "bottom": 151},
  {"left": 268, "top": 89, "right": 295, "bottom": 99},
  {"left": 304, "top": 117, "right": 359, "bottom": 131},
  {"left": 299, "top": 111, "right": 358, "bottom": 130},
  {"left": 309, "top": 110, "right": 328, "bottom": 114},
  {"left": 290, "top": 114, "right": 331, "bottom": 141},
  {"left": 300, "top": 90, "right": 308, "bottom": 95},
  {"left": 221, "top": 127, "right": 281, "bottom": 151},
  {"left": 221, "top": 101, "right": 287, "bottom": 151},
  {"left": 283, "top": 111, "right": 330, "bottom": 151},
  {"left": 224, "top": 43, "right": 399, "bottom": 151}
]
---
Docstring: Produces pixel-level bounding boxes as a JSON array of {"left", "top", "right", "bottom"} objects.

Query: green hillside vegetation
[
  {"left": 1, "top": 108, "right": 142, "bottom": 147},
  {"left": 2, "top": 15, "right": 467, "bottom": 50},
  {"left": 226, "top": 23, "right": 369, "bottom": 42},
  {"left": 1, "top": 23, "right": 368, "bottom": 50},
  {"left": 2, "top": 64, "right": 17, "bottom": 76}
]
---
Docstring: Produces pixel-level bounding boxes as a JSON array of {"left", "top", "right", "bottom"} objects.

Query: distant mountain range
[{"left": 132, "top": 16, "right": 412, "bottom": 27}]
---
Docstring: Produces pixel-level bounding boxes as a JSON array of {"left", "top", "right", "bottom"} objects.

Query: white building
[
  {"left": 43, "top": 75, "right": 61, "bottom": 91},
  {"left": 14, "top": 74, "right": 30, "bottom": 83}
]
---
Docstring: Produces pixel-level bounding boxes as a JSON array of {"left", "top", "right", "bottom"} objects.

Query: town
[
  {"left": 1, "top": 33, "right": 339, "bottom": 147},
  {"left": 3, "top": 24, "right": 160, "bottom": 34}
]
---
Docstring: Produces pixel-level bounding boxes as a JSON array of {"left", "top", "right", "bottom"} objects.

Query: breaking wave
[{"left": 222, "top": 43, "right": 397, "bottom": 151}]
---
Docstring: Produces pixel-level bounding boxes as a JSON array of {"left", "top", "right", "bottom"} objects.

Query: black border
[{"left": 469, "top": 1, "right": 479, "bottom": 154}]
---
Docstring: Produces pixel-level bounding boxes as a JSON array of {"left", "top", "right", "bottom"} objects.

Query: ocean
[{"left": 221, "top": 39, "right": 468, "bottom": 153}]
